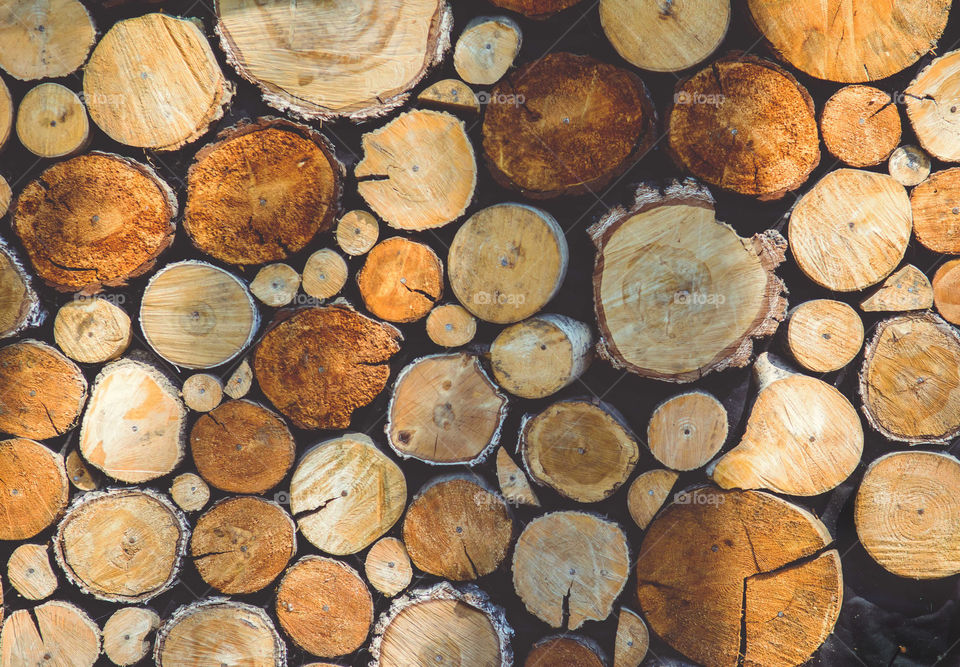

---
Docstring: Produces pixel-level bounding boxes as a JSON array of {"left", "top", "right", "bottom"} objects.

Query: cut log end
[
  {"left": 364, "top": 537, "right": 413, "bottom": 598},
  {"left": 496, "top": 447, "right": 540, "bottom": 507},
  {"left": 911, "top": 167, "right": 960, "bottom": 254},
  {"left": 786, "top": 299, "right": 864, "bottom": 373},
  {"left": 169, "top": 473, "right": 210, "bottom": 513},
  {"left": 251, "top": 263, "right": 301, "bottom": 307},
  {"left": 821, "top": 85, "right": 900, "bottom": 167},
  {"left": 0, "top": 601, "right": 101, "bottom": 667},
  {"left": 7, "top": 543, "right": 58, "bottom": 601},
  {"left": 614, "top": 608, "right": 649, "bottom": 667},
  {"left": 861, "top": 265, "right": 933, "bottom": 313},
  {"left": 417, "top": 79, "right": 480, "bottom": 114},
  {"left": 181, "top": 373, "right": 223, "bottom": 413},
  {"left": 336, "top": 210, "right": 380, "bottom": 256},
  {"left": 16, "top": 83, "right": 90, "bottom": 158},
  {"left": 302, "top": 249, "right": 349, "bottom": 301},
  {"left": 889, "top": 145, "right": 931, "bottom": 187},
  {"left": 454, "top": 16, "right": 522, "bottom": 85},
  {"left": 934, "top": 259, "right": 960, "bottom": 325},
  {"left": 66, "top": 450, "right": 99, "bottom": 491},
  {"left": 627, "top": 469, "right": 679, "bottom": 529},
  {"left": 647, "top": 390, "right": 728, "bottom": 471},
  {"left": 223, "top": 358, "right": 253, "bottom": 399},
  {"left": 358, "top": 237, "right": 443, "bottom": 323},
  {"left": 103, "top": 608, "right": 160, "bottom": 666},
  {"left": 906, "top": 50, "right": 960, "bottom": 162},
  {"left": 0, "top": 0, "right": 96, "bottom": 80},
  {"left": 526, "top": 635, "right": 606, "bottom": 666},
  {"left": 0, "top": 239, "right": 44, "bottom": 340},
  {"left": 54, "top": 297, "right": 132, "bottom": 364},
  {"left": 0, "top": 77, "right": 11, "bottom": 151},
  {"left": 425, "top": 304, "right": 477, "bottom": 347}
]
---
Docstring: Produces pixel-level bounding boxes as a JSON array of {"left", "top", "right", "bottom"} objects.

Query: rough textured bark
[
  {"left": 820, "top": 85, "right": 900, "bottom": 167},
  {"left": 454, "top": 16, "right": 521, "bottom": 85},
  {"left": 357, "top": 237, "right": 443, "bottom": 323},
  {"left": 911, "top": 167, "right": 960, "bottom": 254},
  {"left": 647, "top": 390, "right": 728, "bottom": 471},
  {"left": 906, "top": 50, "right": 960, "bottom": 162},
  {"left": 861, "top": 265, "right": 933, "bottom": 313},
  {"left": 626, "top": 469, "right": 678, "bottom": 529},
  {"left": 102, "top": 607, "right": 160, "bottom": 666},
  {"left": 0, "top": 601, "right": 101, "bottom": 667},
  {"left": 336, "top": 211, "right": 379, "bottom": 256},
  {"left": 0, "top": 0, "right": 96, "bottom": 80},
  {"left": 786, "top": 299, "right": 864, "bottom": 373},
  {"left": 16, "top": 83, "right": 90, "bottom": 158},
  {"left": 0, "top": 438, "right": 69, "bottom": 540},
  {"left": 54, "top": 297, "right": 131, "bottom": 364},
  {"left": 425, "top": 304, "right": 477, "bottom": 347},
  {"left": 364, "top": 537, "right": 412, "bottom": 598}
]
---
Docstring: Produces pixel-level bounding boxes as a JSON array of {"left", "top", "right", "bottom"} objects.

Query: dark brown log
[{"left": 525, "top": 636, "right": 605, "bottom": 667}]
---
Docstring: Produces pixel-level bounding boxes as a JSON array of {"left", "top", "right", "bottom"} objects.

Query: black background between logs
[{"left": 2, "top": 1, "right": 960, "bottom": 665}]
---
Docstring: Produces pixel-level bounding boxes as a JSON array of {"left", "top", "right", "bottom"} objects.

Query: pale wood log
[
  {"left": 425, "top": 304, "right": 477, "bottom": 347},
  {"left": 169, "top": 473, "right": 209, "bottom": 513},
  {"left": 336, "top": 211, "right": 379, "bottom": 256},
  {"left": 365, "top": 537, "right": 412, "bottom": 598},
  {"left": 65, "top": 450, "right": 98, "bottom": 491},
  {"left": 16, "top": 83, "right": 89, "bottom": 158},
  {"left": 0, "top": 175, "right": 7, "bottom": 216},
  {"left": 250, "top": 263, "right": 300, "bottom": 307},
  {"left": 454, "top": 16, "right": 521, "bottom": 85},
  {"left": 7, "top": 544, "right": 57, "bottom": 601},
  {"left": 417, "top": 79, "right": 480, "bottom": 114},
  {"left": 223, "top": 358, "right": 252, "bottom": 399},
  {"left": 888, "top": 145, "right": 931, "bottom": 187},
  {"left": 302, "top": 249, "right": 348, "bottom": 301},
  {"left": 0, "top": 0, "right": 96, "bottom": 80},
  {"left": 647, "top": 390, "right": 728, "bottom": 471},
  {"left": 614, "top": 608, "right": 649, "bottom": 667},
  {"left": 0, "top": 238, "right": 44, "bottom": 340},
  {"left": 934, "top": 259, "right": 960, "bottom": 325},
  {"left": 54, "top": 297, "right": 131, "bottom": 364},
  {"left": 0, "top": 601, "right": 100, "bottom": 667},
  {"left": 821, "top": 85, "right": 900, "bottom": 167},
  {"left": 861, "top": 265, "right": 933, "bottom": 313},
  {"left": 906, "top": 50, "right": 960, "bottom": 162},
  {"left": 180, "top": 373, "right": 222, "bottom": 413},
  {"left": 102, "top": 608, "right": 160, "bottom": 666},
  {"left": 496, "top": 447, "right": 539, "bottom": 507},
  {"left": 0, "top": 75, "right": 10, "bottom": 150},
  {"left": 786, "top": 299, "right": 864, "bottom": 373},
  {"left": 911, "top": 167, "right": 960, "bottom": 254},
  {"left": 357, "top": 237, "right": 443, "bottom": 323},
  {"left": 627, "top": 469, "right": 679, "bottom": 529}
]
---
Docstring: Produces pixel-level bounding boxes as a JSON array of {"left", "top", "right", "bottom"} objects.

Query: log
[
  {"left": 180, "top": 373, "right": 222, "bottom": 413},
  {"left": 365, "top": 537, "right": 413, "bottom": 598},
  {"left": 911, "top": 167, "right": 960, "bottom": 254},
  {"left": 102, "top": 608, "right": 160, "bottom": 666},
  {"left": 668, "top": 55, "right": 818, "bottom": 198},
  {"left": 599, "top": 0, "right": 730, "bottom": 72},
  {"left": 386, "top": 352, "right": 507, "bottom": 465},
  {"left": 614, "top": 608, "right": 649, "bottom": 667},
  {"left": 710, "top": 353, "right": 862, "bottom": 496},
  {"left": 250, "top": 263, "right": 300, "bottom": 307},
  {"left": 934, "top": 259, "right": 960, "bottom": 325},
  {"left": 16, "top": 83, "right": 89, "bottom": 158},
  {"left": 65, "top": 450, "right": 98, "bottom": 491},
  {"left": 223, "top": 358, "right": 252, "bottom": 399},
  {"left": 490, "top": 314, "right": 592, "bottom": 399},
  {"left": 12, "top": 152, "right": 177, "bottom": 293},
  {"left": 53, "top": 297, "right": 132, "bottom": 364},
  {"left": 0, "top": 75, "right": 10, "bottom": 150},
  {"left": 0, "top": 239, "right": 44, "bottom": 340},
  {"left": 483, "top": 52, "right": 656, "bottom": 198},
  {"left": 590, "top": 180, "right": 787, "bottom": 381},
  {"left": 449, "top": 203, "right": 568, "bottom": 324},
  {"left": 289, "top": 433, "right": 407, "bottom": 555},
  {"left": 185, "top": 118, "right": 342, "bottom": 265},
  {"left": 888, "top": 144, "right": 931, "bottom": 187},
  {"left": 861, "top": 265, "right": 933, "bottom": 313},
  {"left": 335, "top": 211, "right": 379, "bottom": 256},
  {"left": 0, "top": 601, "right": 101, "bottom": 667},
  {"left": 54, "top": 488, "right": 188, "bottom": 603},
  {"left": 496, "top": 447, "right": 539, "bottom": 507},
  {"left": 356, "top": 110, "right": 476, "bottom": 230},
  {"left": 454, "top": 16, "right": 521, "bottom": 85},
  {"left": 79, "top": 358, "right": 186, "bottom": 483},
  {"left": 855, "top": 451, "right": 960, "bottom": 579},
  {"left": 417, "top": 79, "right": 480, "bottom": 114},
  {"left": 860, "top": 312, "right": 960, "bottom": 444},
  {"left": 369, "top": 582, "right": 512, "bottom": 667},
  {"left": 302, "top": 249, "right": 348, "bottom": 301},
  {"left": 626, "top": 469, "right": 679, "bottom": 529},
  {"left": 169, "top": 473, "right": 209, "bottom": 513},
  {"left": 0, "top": 0, "right": 96, "bottom": 79},
  {"left": 357, "top": 237, "right": 443, "bottom": 323},
  {"left": 786, "top": 299, "right": 864, "bottom": 373},
  {"left": 0, "top": 340, "right": 86, "bottom": 439},
  {"left": 154, "top": 599, "right": 285, "bottom": 667},
  {"left": 820, "top": 85, "right": 900, "bottom": 167},
  {"left": 647, "top": 390, "right": 728, "bottom": 471},
  {"left": 425, "top": 304, "right": 477, "bottom": 347},
  {"left": 488, "top": 0, "right": 582, "bottom": 18},
  {"left": 402, "top": 476, "right": 514, "bottom": 581},
  {"left": 906, "top": 50, "right": 960, "bottom": 162},
  {"left": 0, "top": 439, "right": 68, "bottom": 540},
  {"left": 140, "top": 261, "right": 259, "bottom": 369},
  {"left": 275, "top": 555, "right": 373, "bottom": 658},
  {"left": 215, "top": 0, "right": 452, "bottom": 121},
  {"left": 191, "top": 496, "right": 296, "bottom": 595},
  {"left": 521, "top": 400, "right": 639, "bottom": 503},
  {"left": 526, "top": 636, "right": 604, "bottom": 667},
  {"left": 7, "top": 543, "right": 57, "bottom": 601},
  {"left": 636, "top": 488, "right": 841, "bottom": 667},
  {"left": 83, "top": 13, "right": 233, "bottom": 151}
]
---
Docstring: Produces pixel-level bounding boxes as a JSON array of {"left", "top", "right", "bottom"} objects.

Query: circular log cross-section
[
  {"left": 180, "top": 373, "right": 222, "bottom": 413},
  {"left": 786, "top": 299, "right": 864, "bottom": 373},
  {"left": 54, "top": 489, "right": 188, "bottom": 603},
  {"left": 103, "top": 608, "right": 160, "bottom": 666},
  {"left": 12, "top": 152, "right": 176, "bottom": 293},
  {"left": 224, "top": 359, "right": 252, "bottom": 399},
  {"left": 215, "top": 0, "right": 451, "bottom": 121},
  {"left": 426, "top": 304, "right": 477, "bottom": 347},
  {"left": 336, "top": 210, "right": 379, "bottom": 256},
  {"left": 0, "top": 601, "right": 100, "bottom": 667},
  {"left": 169, "top": 473, "right": 210, "bottom": 513},
  {"left": 889, "top": 145, "right": 931, "bottom": 187},
  {"left": 84, "top": 13, "right": 233, "bottom": 151},
  {"left": 668, "top": 56, "right": 819, "bottom": 198},
  {"left": 0, "top": 240, "right": 43, "bottom": 341},
  {"left": 911, "top": 167, "right": 960, "bottom": 254},
  {"left": 861, "top": 264, "right": 933, "bottom": 313},
  {"left": 387, "top": 352, "right": 508, "bottom": 465},
  {"left": 497, "top": 447, "right": 540, "bottom": 507},
  {"left": 357, "top": 237, "right": 443, "bottom": 323},
  {"left": 647, "top": 391, "right": 728, "bottom": 471},
  {"left": 934, "top": 260, "right": 960, "bottom": 325},
  {"left": 615, "top": 608, "right": 650, "bottom": 667},
  {"left": 54, "top": 297, "right": 132, "bottom": 364},
  {"left": 483, "top": 52, "right": 655, "bottom": 198},
  {"left": 16, "top": 83, "right": 89, "bottom": 158},
  {"left": 8, "top": 543, "right": 58, "bottom": 601},
  {"left": 590, "top": 180, "right": 787, "bottom": 381},
  {"left": 526, "top": 636, "right": 605, "bottom": 667},
  {"left": 0, "top": 0, "right": 96, "bottom": 80},
  {"left": 250, "top": 264, "right": 300, "bottom": 307},
  {"left": 453, "top": 16, "right": 521, "bottom": 86},
  {"left": 185, "top": 118, "right": 342, "bottom": 265},
  {"left": 302, "top": 249, "right": 348, "bottom": 301},
  {"left": 821, "top": 85, "right": 900, "bottom": 167},
  {"left": 627, "top": 469, "right": 679, "bottom": 530},
  {"left": 905, "top": 50, "right": 960, "bottom": 162},
  {"left": 0, "top": 438, "right": 68, "bottom": 541},
  {"left": 365, "top": 538, "right": 413, "bottom": 598},
  {"left": 638, "top": 489, "right": 841, "bottom": 667}
]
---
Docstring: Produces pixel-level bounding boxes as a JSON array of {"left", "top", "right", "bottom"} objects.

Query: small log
[
  {"left": 425, "top": 304, "right": 477, "bottom": 347},
  {"left": 888, "top": 144, "right": 931, "bottom": 187},
  {"left": 590, "top": 180, "right": 786, "bottom": 381},
  {"left": 614, "top": 608, "right": 649, "bottom": 667},
  {"left": 356, "top": 110, "right": 476, "bottom": 230},
  {"left": 490, "top": 314, "right": 592, "bottom": 398},
  {"left": 647, "top": 390, "right": 728, "bottom": 471},
  {"left": 190, "top": 399, "right": 294, "bottom": 494},
  {"left": 103, "top": 608, "right": 160, "bottom": 666},
  {"left": 275, "top": 556, "right": 373, "bottom": 658},
  {"left": 496, "top": 447, "right": 539, "bottom": 507},
  {"left": 154, "top": 599, "right": 285, "bottom": 667},
  {"left": 526, "top": 636, "right": 605, "bottom": 667},
  {"left": 289, "top": 433, "right": 407, "bottom": 556},
  {"left": 454, "top": 16, "right": 521, "bottom": 85},
  {"left": 335, "top": 211, "right": 379, "bottom": 256},
  {"left": 0, "top": 340, "right": 87, "bottom": 440},
  {"left": 627, "top": 469, "right": 679, "bottom": 529},
  {"left": 0, "top": 76, "right": 10, "bottom": 150},
  {"left": 302, "top": 249, "right": 348, "bottom": 301},
  {"left": 417, "top": 79, "right": 480, "bottom": 114},
  {"left": 483, "top": 52, "right": 655, "bottom": 198},
  {"left": 83, "top": 13, "right": 233, "bottom": 151},
  {"left": 786, "top": 299, "right": 864, "bottom": 373},
  {"left": 54, "top": 488, "right": 188, "bottom": 603},
  {"left": 185, "top": 118, "right": 342, "bottom": 265},
  {"left": 386, "top": 352, "right": 507, "bottom": 465},
  {"left": 600, "top": 0, "right": 729, "bottom": 72},
  {"left": 180, "top": 373, "right": 222, "bottom": 413},
  {"left": 636, "top": 488, "right": 841, "bottom": 667},
  {"left": 223, "top": 358, "right": 252, "bottom": 399},
  {"left": 911, "top": 167, "right": 960, "bottom": 254},
  {"left": 65, "top": 450, "right": 99, "bottom": 491},
  {"left": 250, "top": 263, "right": 300, "bottom": 307},
  {"left": 0, "top": 439, "right": 68, "bottom": 540},
  {"left": 215, "top": 0, "right": 451, "bottom": 121},
  {"left": 861, "top": 265, "right": 933, "bottom": 313},
  {"left": 402, "top": 476, "right": 514, "bottom": 581},
  {"left": 191, "top": 496, "right": 296, "bottom": 595},
  {"left": 79, "top": 358, "right": 186, "bottom": 483},
  {"left": 860, "top": 312, "right": 960, "bottom": 444},
  {"left": 54, "top": 297, "right": 132, "bottom": 364},
  {"left": 0, "top": 601, "right": 100, "bottom": 667},
  {"left": 521, "top": 399, "right": 639, "bottom": 503},
  {"left": 489, "top": 0, "right": 582, "bottom": 18},
  {"left": 710, "top": 353, "right": 862, "bottom": 496},
  {"left": 906, "top": 50, "right": 960, "bottom": 162},
  {"left": 16, "top": 83, "right": 89, "bottom": 158},
  {"left": 12, "top": 152, "right": 177, "bottom": 293},
  {"left": 254, "top": 304, "right": 402, "bottom": 429},
  {"left": 934, "top": 259, "right": 960, "bottom": 325},
  {"left": 7, "top": 544, "right": 57, "bottom": 601},
  {"left": 821, "top": 85, "right": 900, "bottom": 167},
  {"left": 449, "top": 203, "right": 568, "bottom": 324},
  {"left": 855, "top": 451, "right": 960, "bottom": 579},
  {"left": 364, "top": 537, "right": 413, "bottom": 598},
  {"left": 0, "top": 0, "right": 95, "bottom": 79},
  {"left": 169, "top": 473, "right": 209, "bottom": 513},
  {"left": 369, "top": 582, "right": 512, "bottom": 667},
  {"left": 0, "top": 239, "right": 44, "bottom": 340},
  {"left": 357, "top": 237, "right": 443, "bottom": 323}
]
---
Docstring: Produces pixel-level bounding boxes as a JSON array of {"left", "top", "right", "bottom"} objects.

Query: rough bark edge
[
  {"left": 384, "top": 351, "right": 509, "bottom": 466},
  {"left": 53, "top": 487, "right": 190, "bottom": 603},
  {"left": 154, "top": 597, "right": 287, "bottom": 667},
  {"left": 0, "top": 601, "right": 103, "bottom": 660},
  {"left": 0, "top": 2, "right": 97, "bottom": 81},
  {"left": 10, "top": 339, "right": 88, "bottom": 436},
  {"left": 214, "top": 2, "right": 452, "bottom": 122},
  {"left": 858, "top": 311, "right": 960, "bottom": 445},
  {"left": 368, "top": 581, "right": 514, "bottom": 667},
  {"left": 588, "top": 178, "right": 788, "bottom": 382},
  {"left": 530, "top": 633, "right": 608, "bottom": 665}
]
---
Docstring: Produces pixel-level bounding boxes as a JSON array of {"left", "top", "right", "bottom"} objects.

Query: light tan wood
[
  {"left": 906, "top": 50, "right": 960, "bottom": 162},
  {"left": 7, "top": 543, "right": 57, "bottom": 601},
  {"left": 387, "top": 352, "right": 508, "bottom": 465},
  {"left": 0, "top": 0, "right": 96, "bottom": 80},
  {"left": 0, "top": 75, "right": 11, "bottom": 150},
  {"left": 54, "top": 488, "right": 188, "bottom": 603},
  {"left": 84, "top": 13, "right": 233, "bottom": 151},
  {"left": 526, "top": 636, "right": 604, "bottom": 666},
  {"left": 711, "top": 353, "right": 863, "bottom": 496},
  {"left": 591, "top": 180, "right": 786, "bottom": 381},
  {"left": 0, "top": 238, "right": 43, "bottom": 340},
  {"left": 357, "top": 110, "right": 475, "bottom": 230},
  {"left": 79, "top": 358, "right": 186, "bottom": 483},
  {"left": 290, "top": 433, "right": 407, "bottom": 556},
  {"left": 425, "top": 304, "right": 477, "bottom": 347},
  {"left": 861, "top": 265, "right": 933, "bottom": 313},
  {"left": 302, "top": 249, "right": 349, "bottom": 301},
  {"left": 169, "top": 473, "right": 209, "bottom": 513},
  {"left": 180, "top": 373, "right": 222, "bottom": 412},
  {"left": 786, "top": 299, "right": 864, "bottom": 373},
  {"left": 336, "top": 211, "right": 379, "bottom": 256},
  {"left": 16, "top": 83, "right": 89, "bottom": 158},
  {"left": 934, "top": 259, "right": 960, "bottom": 325},
  {"left": 216, "top": 0, "right": 451, "bottom": 121},
  {"left": 103, "top": 608, "right": 160, "bottom": 666},
  {"left": 889, "top": 144, "right": 931, "bottom": 187},
  {"left": 365, "top": 538, "right": 413, "bottom": 598},
  {"left": 450, "top": 203, "right": 567, "bottom": 324},
  {"left": 627, "top": 469, "right": 679, "bottom": 529},
  {"left": 223, "top": 358, "right": 252, "bottom": 399},
  {"left": 417, "top": 79, "right": 480, "bottom": 114},
  {"left": 0, "top": 601, "right": 101, "bottom": 667},
  {"left": 250, "top": 263, "right": 300, "bottom": 307},
  {"left": 454, "top": 16, "right": 521, "bottom": 85},
  {"left": 65, "top": 450, "right": 98, "bottom": 491},
  {"left": 614, "top": 608, "right": 649, "bottom": 667},
  {"left": 821, "top": 85, "right": 900, "bottom": 167},
  {"left": 911, "top": 167, "right": 960, "bottom": 254},
  {"left": 357, "top": 237, "right": 443, "bottom": 323},
  {"left": 54, "top": 297, "right": 132, "bottom": 363},
  {"left": 647, "top": 391, "right": 727, "bottom": 471},
  {"left": 496, "top": 447, "right": 539, "bottom": 507},
  {"left": 855, "top": 451, "right": 960, "bottom": 579}
]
